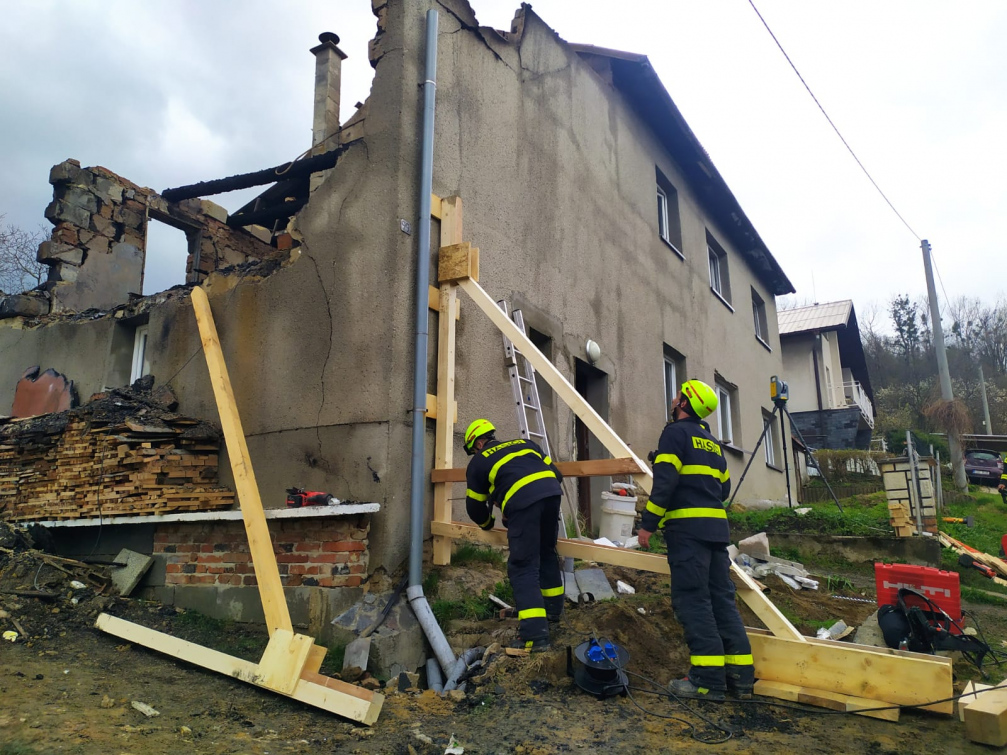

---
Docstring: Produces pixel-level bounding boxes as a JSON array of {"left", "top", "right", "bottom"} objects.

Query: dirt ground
[{"left": 2, "top": 533, "right": 1005, "bottom": 754}]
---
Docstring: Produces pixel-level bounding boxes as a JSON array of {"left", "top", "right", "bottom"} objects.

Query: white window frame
[
  {"left": 663, "top": 356, "right": 677, "bottom": 422},
  {"left": 752, "top": 290, "right": 767, "bottom": 343},
  {"left": 716, "top": 383, "right": 734, "bottom": 445},
  {"left": 763, "top": 411, "right": 778, "bottom": 467},
  {"left": 709, "top": 247, "right": 722, "bottom": 295},
  {"left": 130, "top": 325, "right": 151, "bottom": 383},
  {"left": 657, "top": 185, "right": 670, "bottom": 243}
]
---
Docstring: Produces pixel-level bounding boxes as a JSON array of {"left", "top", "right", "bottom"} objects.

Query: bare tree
[{"left": 0, "top": 216, "right": 47, "bottom": 295}]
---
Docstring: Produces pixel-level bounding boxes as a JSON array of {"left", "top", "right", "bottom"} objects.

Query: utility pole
[
  {"left": 979, "top": 363, "right": 993, "bottom": 435},
  {"left": 921, "top": 239, "right": 967, "bottom": 491}
]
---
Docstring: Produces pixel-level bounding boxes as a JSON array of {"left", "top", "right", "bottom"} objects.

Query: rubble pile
[
  {"left": 0, "top": 380, "right": 235, "bottom": 522},
  {"left": 0, "top": 521, "right": 114, "bottom": 642}
]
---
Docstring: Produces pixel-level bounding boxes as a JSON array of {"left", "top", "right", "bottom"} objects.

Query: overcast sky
[{"left": 2, "top": 1, "right": 1004, "bottom": 322}]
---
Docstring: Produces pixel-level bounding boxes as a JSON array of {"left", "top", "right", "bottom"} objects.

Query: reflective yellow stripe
[
  {"left": 501, "top": 471, "right": 557, "bottom": 510},
  {"left": 477, "top": 514, "right": 493, "bottom": 528},
  {"left": 466, "top": 489, "right": 488, "bottom": 502},
  {"left": 488, "top": 449, "right": 542, "bottom": 494},
  {"left": 544, "top": 456, "right": 552, "bottom": 466},
  {"left": 690, "top": 655, "right": 725, "bottom": 667},
  {"left": 541, "top": 586, "right": 564, "bottom": 597},
  {"left": 518, "top": 607, "right": 547, "bottom": 620},
  {"left": 654, "top": 453, "right": 683, "bottom": 471},
  {"left": 725, "top": 654, "right": 753, "bottom": 666},
  {"left": 645, "top": 500, "right": 666, "bottom": 517},
  {"left": 664, "top": 507, "right": 728, "bottom": 520},
  {"left": 680, "top": 464, "right": 730, "bottom": 482}
]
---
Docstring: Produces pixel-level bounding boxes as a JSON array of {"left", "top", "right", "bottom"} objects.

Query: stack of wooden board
[
  {"left": 888, "top": 500, "right": 917, "bottom": 537},
  {"left": 0, "top": 393, "right": 234, "bottom": 522}
]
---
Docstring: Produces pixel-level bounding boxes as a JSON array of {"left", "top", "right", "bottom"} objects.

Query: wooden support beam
[
  {"left": 432, "top": 457, "right": 645, "bottom": 484},
  {"left": 256, "top": 629, "right": 315, "bottom": 695},
  {"left": 424, "top": 393, "right": 457, "bottom": 422},
  {"left": 190, "top": 286, "right": 292, "bottom": 637},
  {"left": 747, "top": 631, "right": 953, "bottom": 714},
  {"left": 428, "top": 285, "right": 460, "bottom": 319},
  {"left": 438, "top": 242, "right": 479, "bottom": 283},
  {"left": 456, "top": 277, "right": 649, "bottom": 484},
  {"left": 433, "top": 195, "right": 463, "bottom": 565},
  {"left": 753, "top": 680, "right": 899, "bottom": 722},
  {"left": 95, "top": 613, "right": 383, "bottom": 725},
  {"left": 430, "top": 193, "right": 443, "bottom": 220},
  {"left": 303, "top": 644, "right": 328, "bottom": 675},
  {"left": 431, "top": 520, "right": 801, "bottom": 641}
]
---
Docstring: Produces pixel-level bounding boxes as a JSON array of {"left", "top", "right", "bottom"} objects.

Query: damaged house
[{"left": 0, "top": 1, "right": 795, "bottom": 647}]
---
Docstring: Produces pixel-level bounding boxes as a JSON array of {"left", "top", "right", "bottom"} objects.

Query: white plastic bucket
[{"left": 597, "top": 491, "right": 637, "bottom": 544}]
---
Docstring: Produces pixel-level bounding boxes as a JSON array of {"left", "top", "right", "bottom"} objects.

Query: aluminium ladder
[{"left": 497, "top": 301, "right": 582, "bottom": 542}]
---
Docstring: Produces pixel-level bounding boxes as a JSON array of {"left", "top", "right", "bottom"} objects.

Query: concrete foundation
[{"left": 744, "top": 533, "right": 942, "bottom": 567}]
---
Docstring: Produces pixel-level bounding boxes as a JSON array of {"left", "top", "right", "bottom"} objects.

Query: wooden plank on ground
[
  {"left": 748, "top": 631, "right": 953, "bottom": 714},
  {"left": 430, "top": 520, "right": 803, "bottom": 641},
  {"left": 256, "top": 629, "right": 315, "bottom": 695},
  {"left": 965, "top": 686, "right": 1007, "bottom": 746},
  {"left": 753, "top": 679, "right": 899, "bottom": 721},
  {"left": 190, "top": 286, "right": 292, "bottom": 637},
  {"left": 431, "top": 457, "right": 644, "bottom": 483},
  {"left": 95, "top": 613, "right": 382, "bottom": 725}
]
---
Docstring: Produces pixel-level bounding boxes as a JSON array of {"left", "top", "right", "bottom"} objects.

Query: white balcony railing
[{"left": 833, "top": 381, "right": 874, "bottom": 429}]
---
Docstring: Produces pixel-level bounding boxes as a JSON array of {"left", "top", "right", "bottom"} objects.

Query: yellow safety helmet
[
  {"left": 464, "top": 418, "right": 496, "bottom": 454},
  {"left": 681, "top": 379, "right": 718, "bottom": 420}
]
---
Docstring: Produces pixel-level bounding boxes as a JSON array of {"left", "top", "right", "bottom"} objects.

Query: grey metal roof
[{"left": 777, "top": 300, "right": 853, "bottom": 336}]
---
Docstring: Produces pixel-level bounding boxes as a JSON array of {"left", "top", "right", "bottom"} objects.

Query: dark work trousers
[
  {"left": 666, "top": 529, "right": 754, "bottom": 692},
  {"left": 505, "top": 495, "right": 564, "bottom": 641}
]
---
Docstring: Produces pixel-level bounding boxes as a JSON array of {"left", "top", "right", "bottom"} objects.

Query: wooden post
[
  {"left": 433, "top": 195, "right": 463, "bottom": 565},
  {"left": 190, "top": 286, "right": 292, "bottom": 637}
]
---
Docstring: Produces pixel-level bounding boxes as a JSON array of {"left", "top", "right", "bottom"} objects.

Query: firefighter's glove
[
  {"left": 479, "top": 516, "right": 496, "bottom": 531},
  {"left": 647, "top": 450, "right": 657, "bottom": 465}
]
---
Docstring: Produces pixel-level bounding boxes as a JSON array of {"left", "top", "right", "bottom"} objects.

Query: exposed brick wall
[{"left": 153, "top": 515, "right": 369, "bottom": 588}]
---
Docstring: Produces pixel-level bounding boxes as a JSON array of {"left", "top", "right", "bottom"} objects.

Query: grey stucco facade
[{"left": 0, "top": 0, "right": 797, "bottom": 574}]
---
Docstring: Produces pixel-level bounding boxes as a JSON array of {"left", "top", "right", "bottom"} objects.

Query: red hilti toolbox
[{"left": 874, "top": 563, "right": 962, "bottom": 627}]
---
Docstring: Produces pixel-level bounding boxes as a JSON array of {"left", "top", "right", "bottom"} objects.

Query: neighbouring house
[
  {"left": 778, "top": 300, "right": 876, "bottom": 450},
  {"left": 0, "top": 0, "right": 797, "bottom": 638}
]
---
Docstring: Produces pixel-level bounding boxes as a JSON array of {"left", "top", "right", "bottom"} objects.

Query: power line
[{"left": 745, "top": 0, "right": 922, "bottom": 241}]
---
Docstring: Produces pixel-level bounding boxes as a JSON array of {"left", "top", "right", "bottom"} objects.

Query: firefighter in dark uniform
[
  {"left": 463, "top": 418, "right": 564, "bottom": 651},
  {"left": 636, "top": 379, "right": 754, "bottom": 701},
  {"left": 999, "top": 455, "right": 1007, "bottom": 505}
]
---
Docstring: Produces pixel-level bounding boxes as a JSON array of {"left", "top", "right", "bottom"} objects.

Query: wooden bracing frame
[
  {"left": 95, "top": 286, "right": 383, "bottom": 725},
  {"left": 427, "top": 195, "right": 952, "bottom": 717}
]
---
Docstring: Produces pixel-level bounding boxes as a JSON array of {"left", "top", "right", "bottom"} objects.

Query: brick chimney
[{"left": 310, "top": 32, "right": 347, "bottom": 154}]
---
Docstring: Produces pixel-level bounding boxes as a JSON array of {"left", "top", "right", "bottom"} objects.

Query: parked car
[{"left": 963, "top": 449, "right": 1004, "bottom": 485}]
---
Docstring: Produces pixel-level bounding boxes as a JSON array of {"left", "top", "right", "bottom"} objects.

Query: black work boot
[
  {"left": 547, "top": 610, "right": 563, "bottom": 624},
  {"left": 510, "top": 637, "right": 551, "bottom": 653},
  {"left": 668, "top": 678, "right": 725, "bottom": 702},
  {"left": 726, "top": 680, "right": 754, "bottom": 700},
  {"left": 726, "top": 667, "right": 754, "bottom": 700}
]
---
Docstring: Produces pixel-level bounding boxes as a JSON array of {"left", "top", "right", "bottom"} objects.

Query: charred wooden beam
[
  {"left": 226, "top": 197, "right": 309, "bottom": 228},
  {"left": 161, "top": 148, "right": 343, "bottom": 202}
]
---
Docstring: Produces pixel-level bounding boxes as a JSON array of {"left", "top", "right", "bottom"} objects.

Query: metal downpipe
[{"left": 406, "top": 8, "right": 456, "bottom": 676}]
